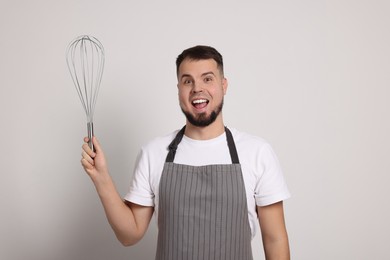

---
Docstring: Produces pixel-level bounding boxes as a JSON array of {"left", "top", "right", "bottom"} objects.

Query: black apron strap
[
  {"left": 165, "top": 126, "right": 186, "bottom": 163},
  {"left": 225, "top": 126, "right": 240, "bottom": 164},
  {"left": 165, "top": 126, "right": 240, "bottom": 164}
]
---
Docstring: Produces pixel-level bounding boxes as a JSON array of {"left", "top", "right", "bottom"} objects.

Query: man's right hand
[{"left": 81, "top": 136, "right": 109, "bottom": 184}]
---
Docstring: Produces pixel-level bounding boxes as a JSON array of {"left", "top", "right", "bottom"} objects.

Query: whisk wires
[{"left": 66, "top": 35, "right": 105, "bottom": 123}]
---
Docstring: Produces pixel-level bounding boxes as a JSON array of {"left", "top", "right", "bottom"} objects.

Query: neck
[{"left": 184, "top": 115, "right": 225, "bottom": 140}]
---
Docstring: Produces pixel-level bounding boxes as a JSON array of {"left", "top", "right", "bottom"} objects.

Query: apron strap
[
  {"left": 165, "top": 126, "right": 186, "bottom": 163},
  {"left": 225, "top": 126, "right": 240, "bottom": 164},
  {"left": 165, "top": 126, "right": 240, "bottom": 164}
]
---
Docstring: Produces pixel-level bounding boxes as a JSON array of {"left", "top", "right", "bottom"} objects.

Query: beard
[{"left": 181, "top": 99, "right": 224, "bottom": 127}]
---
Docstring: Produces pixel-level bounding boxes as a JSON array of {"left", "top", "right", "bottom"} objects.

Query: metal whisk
[{"left": 66, "top": 35, "right": 105, "bottom": 151}]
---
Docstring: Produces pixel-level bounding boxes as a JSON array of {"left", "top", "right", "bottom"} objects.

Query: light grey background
[{"left": 1, "top": 0, "right": 389, "bottom": 259}]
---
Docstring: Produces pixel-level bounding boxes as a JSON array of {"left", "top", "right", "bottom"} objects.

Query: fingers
[
  {"left": 80, "top": 136, "right": 109, "bottom": 178},
  {"left": 81, "top": 137, "right": 96, "bottom": 171},
  {"left": 81, "top": 135, "right": 103, "bottom": 165},
  {"left": 83, "top": 136, "right": 102, "bottom": 154},
  {"left": 81, "top": 157, "right": 94, "bottom": 171},
  {"left": 82, "top": 138, "right": 96, "bottom": 158},
  {"left": 81, "top": 150, "right": 94, "bottom": 165}
]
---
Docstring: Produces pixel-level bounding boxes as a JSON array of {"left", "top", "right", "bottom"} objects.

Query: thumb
[{"left": 92, "top": 136, "right": 103, "bottom": 154}]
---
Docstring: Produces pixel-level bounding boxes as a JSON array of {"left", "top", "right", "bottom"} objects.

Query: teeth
[{"left": 192, "top": 99, "right": 207, "bottom": 104}]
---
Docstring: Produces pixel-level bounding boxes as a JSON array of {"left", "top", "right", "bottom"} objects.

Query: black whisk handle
[{"left": 87, "top": 122, "right": 95, "bottom": 152}]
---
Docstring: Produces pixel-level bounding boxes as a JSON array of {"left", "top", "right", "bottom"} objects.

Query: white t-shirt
[{"left": 124, "top": 128, "right": 291, "bottom": 238}]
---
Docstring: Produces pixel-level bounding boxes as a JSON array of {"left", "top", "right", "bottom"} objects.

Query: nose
[{"left": 191, "top": 81, "right": 203, "bottom": 94}]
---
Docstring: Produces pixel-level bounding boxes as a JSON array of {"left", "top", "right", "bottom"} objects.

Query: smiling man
[
  {"left": 178, "top": 57, "right": 226, "bottom": 131},
  {"left": 81, "top": 45, "right": 291, "bottom": 260}
]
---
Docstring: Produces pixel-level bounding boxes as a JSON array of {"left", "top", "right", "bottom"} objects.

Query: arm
[
  {"left": 257, "top": 201, "right": 290, "bottom": 260},
  {"left": 81, "top": 137, "right": 154, "bottom": 246}
]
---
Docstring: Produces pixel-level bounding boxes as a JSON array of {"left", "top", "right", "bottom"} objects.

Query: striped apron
[{"left": 156, "top": 126, "right": 253, "bottom": 260}]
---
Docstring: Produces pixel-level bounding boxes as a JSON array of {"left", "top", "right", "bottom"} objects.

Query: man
[{"left": 81, "top": 45, "right": 291, "bottom": 259}]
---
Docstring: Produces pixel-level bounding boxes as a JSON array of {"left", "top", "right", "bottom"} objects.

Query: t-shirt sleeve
[
  {"left": 254, "top": 143, "right": 291, "bottom": 207},
  {"left": 123, "top": 148, "right": 155, "bottom": 207}
]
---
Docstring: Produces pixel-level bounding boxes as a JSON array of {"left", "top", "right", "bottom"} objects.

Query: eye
[
  {"left": 182, "top": 78, "right": 193, "bottom": 85},
  {"left": 204, "top": 76, "right": 213, "bottom": 83}
]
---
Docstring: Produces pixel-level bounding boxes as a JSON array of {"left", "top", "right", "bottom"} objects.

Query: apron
[{"left": 156, "top": 126, "right": 253, "bottom": 260}]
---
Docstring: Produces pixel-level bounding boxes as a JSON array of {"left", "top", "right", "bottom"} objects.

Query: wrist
[{"left": 91, "top": 171, "right": 114, "bottom": 194}]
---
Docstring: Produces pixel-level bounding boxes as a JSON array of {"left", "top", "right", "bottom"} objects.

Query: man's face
[{"left": 177, "top": 58, "right": 227, "bottom": 127}]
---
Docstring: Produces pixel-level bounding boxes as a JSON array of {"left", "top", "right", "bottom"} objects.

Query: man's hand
[{"left": 81, "top": 136, "right": 109, "bottom": 184}]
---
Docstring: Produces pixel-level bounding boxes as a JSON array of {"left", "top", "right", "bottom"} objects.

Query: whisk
[{"left": 66, "top": 35, "right": 105, "bottom": 151}]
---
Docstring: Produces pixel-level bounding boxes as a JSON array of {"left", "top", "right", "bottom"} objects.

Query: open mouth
[{"left": 192, "top": 99, "right": 209, "bottom": 109}]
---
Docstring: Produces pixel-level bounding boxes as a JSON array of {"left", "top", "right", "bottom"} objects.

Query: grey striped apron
[{"left": 156, "top": 126, "right": 253, "bottom": 260}]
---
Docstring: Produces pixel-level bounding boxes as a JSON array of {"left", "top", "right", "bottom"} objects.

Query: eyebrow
[
  {"left": 201, "top": 71, "right": 215, "bottom": 77},
  {"left": 180, "top": 71, "right": 215, "bottom": 80}
]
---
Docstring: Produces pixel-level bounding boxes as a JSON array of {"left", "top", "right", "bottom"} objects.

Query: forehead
[{"left": 178, "top": 58, "right": 219, "bottom": 78}]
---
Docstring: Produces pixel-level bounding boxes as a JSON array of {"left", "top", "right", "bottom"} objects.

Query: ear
[{"left": 222, "top": 78, "right": 228, "bottom": 95}]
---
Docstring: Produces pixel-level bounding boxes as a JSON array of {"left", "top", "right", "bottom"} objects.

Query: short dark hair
[{"left": 176, "top": 45, "right": 224, "bottom": 76}]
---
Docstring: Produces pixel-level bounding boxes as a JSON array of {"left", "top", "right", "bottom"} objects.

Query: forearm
[
  {"left": 263, "top": 234, "right": 290, "bottom": 260},
  {"left": 93, "top": 174, "right": 143, "bottom": 246},
  {"left": 257, "top": 202, "right": 290, "bottom": 260}
]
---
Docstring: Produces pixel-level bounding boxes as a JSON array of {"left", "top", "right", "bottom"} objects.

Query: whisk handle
[{"left": 87, "top": 122, "right": 95, "bottom": 152}]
